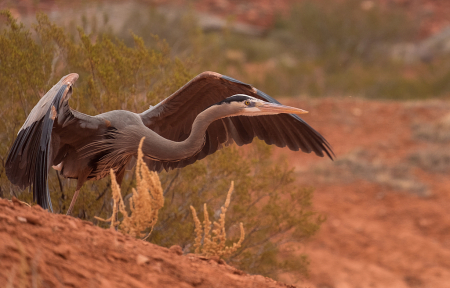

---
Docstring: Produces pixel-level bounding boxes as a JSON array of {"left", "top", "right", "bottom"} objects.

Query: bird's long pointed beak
[{"left": 257, "top": 102, "right": 308, "bottom": 115}]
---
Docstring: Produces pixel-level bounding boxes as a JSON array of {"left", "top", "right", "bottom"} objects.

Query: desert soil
[{"left": 0, "top": 197, "right": 293, "bottom": 288}]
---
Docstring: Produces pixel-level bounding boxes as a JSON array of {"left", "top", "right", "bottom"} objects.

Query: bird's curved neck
[{"left": 141, "top": 104, "right": 233, "bottom": 161}]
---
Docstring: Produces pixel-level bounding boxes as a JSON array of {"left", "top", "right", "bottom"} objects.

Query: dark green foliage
[{"left": 0, "top": 11, "right": 322, "bottom": 281}]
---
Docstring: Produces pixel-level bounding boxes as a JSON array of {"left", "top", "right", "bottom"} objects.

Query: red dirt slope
[{"left": 0, "top": 198, "right": 293, "bottom": 288}]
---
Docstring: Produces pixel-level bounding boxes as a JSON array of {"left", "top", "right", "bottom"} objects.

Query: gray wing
[
  {"left": 5, "top": 73, "right": 105, "bottom": 211},
  {"left": 140, "top": 71, "right": 334, "bottom": 171}
]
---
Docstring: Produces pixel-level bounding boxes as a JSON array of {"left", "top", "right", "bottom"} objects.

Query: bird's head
[{"left": 216, "top": 94, "right": 308, "bottom": 117}]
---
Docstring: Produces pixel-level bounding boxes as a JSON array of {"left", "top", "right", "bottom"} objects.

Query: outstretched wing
[
  {"left": 140, "top": 71, "right": 334, "bottom": 171},
  {"left": 5, "top": 73, "right": 105, "bottom": 211}
]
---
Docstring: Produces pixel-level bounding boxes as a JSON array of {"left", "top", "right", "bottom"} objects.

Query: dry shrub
[
  {"left": 190, "top": 181, "right": 245, "bottom": 258},
  {"left": 96, "top": 138, "right": 164, "bottom": 238}
]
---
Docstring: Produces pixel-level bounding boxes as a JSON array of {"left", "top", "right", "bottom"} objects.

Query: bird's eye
[{"left": 244, "top": 100, "right": 250, "bottom": 106}]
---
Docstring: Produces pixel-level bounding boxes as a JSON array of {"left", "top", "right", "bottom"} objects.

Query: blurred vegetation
[
  {"left": 0, "top": 9, "right": 323, "bottom": 280},
  {"left": 12, "top": 0, "right": 449, "bottom": 100},
  {"left": 69, "top": 0, "right": 450, "bottom": 99},
  {"left": 210, "top": 0, "right": 450, "bottom": 99}
]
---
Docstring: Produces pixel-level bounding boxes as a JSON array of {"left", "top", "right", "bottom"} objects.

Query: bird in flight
[{"left": 6, "top": 72, "right": 333, "bottom": 215}]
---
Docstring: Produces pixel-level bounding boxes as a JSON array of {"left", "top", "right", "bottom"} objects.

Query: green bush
[{"left": 0, "top": 11, "right": 323, "bottom": 281}]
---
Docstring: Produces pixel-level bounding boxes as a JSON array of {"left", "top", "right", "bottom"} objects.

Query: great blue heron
[{"left": 5, "top": 72, "right": 333, "bottom": 215}]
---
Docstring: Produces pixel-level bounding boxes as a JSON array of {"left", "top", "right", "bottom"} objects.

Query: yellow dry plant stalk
[
  {"left": 95, "top": 137, "right": 164, "bottom": 239},
  {"left": 190, "top": 206, "right": 203, "bottom": 254},
  {"left": 202, "top": 203, "right": 213, "bottom": 252},
  {"left": 190, "top": 181, "right": 245, "bottom": 258}
]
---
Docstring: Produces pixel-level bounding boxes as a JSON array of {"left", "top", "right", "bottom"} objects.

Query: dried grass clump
[
  {"left": 190, "top": 181, "right": 245, "bottom": 258},
  {"left": 96, "top": 138, "right": 164, "bottom": 239}
]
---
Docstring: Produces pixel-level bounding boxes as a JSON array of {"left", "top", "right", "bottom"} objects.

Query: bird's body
[
  {"left": 6, "top": 72, "right": 333, "bottom": 214},
  {"left": 52, "top": 109, "right": 143, "bottom": 180}
]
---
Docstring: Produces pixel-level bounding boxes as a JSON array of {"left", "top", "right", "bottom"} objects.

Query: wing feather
[
  {"left": 140, "top": 72, "right": 334, "bottom": 172},
  {"left": 5, "top": 73, "right": 105, "bottom": 210}
]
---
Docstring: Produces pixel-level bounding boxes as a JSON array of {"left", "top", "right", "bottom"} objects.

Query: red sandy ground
[
  {"left": 2, "top": 98, "right": 450, "bottom": 288},
  {"left": 0, "top": 198, "right": 293, "bottom": 288}
]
